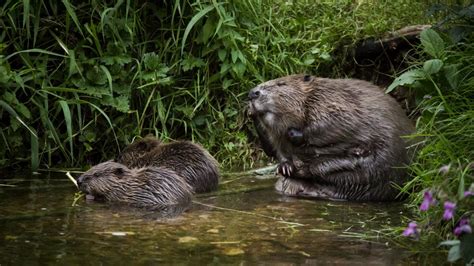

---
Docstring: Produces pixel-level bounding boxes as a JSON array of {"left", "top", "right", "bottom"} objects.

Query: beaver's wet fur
[
  {"left": 76, "top": 161, "right": 192, "bottom": 208},
  {"left": 248, "top": 74, "right": 416, "bottom": 201},
  {"left": 116, "top": 137, "right": 219, "bottom": 193}
]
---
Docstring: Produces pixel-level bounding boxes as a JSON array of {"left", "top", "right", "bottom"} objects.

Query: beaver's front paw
[{"left": 277, "top": 161, "right": 294, "bottom": 177}]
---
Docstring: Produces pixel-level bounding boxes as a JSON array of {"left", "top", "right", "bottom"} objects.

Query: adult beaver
[
  {"left": 116, "top": 137, "right": 220, "bottom": 193},
  {"left": 76, "top": 161, "right": 193, "bottom": 208},
  {"left": 248, "top": 74, "right": 415, "bottom": 201}
]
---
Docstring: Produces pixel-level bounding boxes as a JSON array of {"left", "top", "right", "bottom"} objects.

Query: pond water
[{"left": 0, "top": 170, "right": 441, "bottom": 264}]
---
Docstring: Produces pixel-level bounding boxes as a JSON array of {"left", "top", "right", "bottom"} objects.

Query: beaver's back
[{"left": 117, "top": 139, "right": 220, "bottom": 193}]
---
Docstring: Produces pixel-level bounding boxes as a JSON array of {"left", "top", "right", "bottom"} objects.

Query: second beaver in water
[
  {"left": 248, "top": 74, "right": 415, "bottom": 201},
  {"left": 76, "top": 161, "right": 193, "bottom": 209},
  {"left": 116, "top": 137, "right": 220, "bottom": 193}
]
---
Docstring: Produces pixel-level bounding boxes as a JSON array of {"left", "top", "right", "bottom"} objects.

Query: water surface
[{"left": 0, "top": 170, "right": 434, "bottom": 264}]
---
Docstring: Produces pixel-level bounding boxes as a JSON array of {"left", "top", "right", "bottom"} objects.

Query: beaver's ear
[
  {"left": 303, "top": 75, "right": 311, "bottom": 82},
  {"left": 114, "top": 167, "right": 125, "bottom": 176},
  {"left": 136, "top": 141, "right": 148, "bottom": 151}
]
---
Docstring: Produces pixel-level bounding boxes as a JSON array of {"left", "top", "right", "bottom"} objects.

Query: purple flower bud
[
  {"left": 442, "top": 201, "right": 456, "bottom": 220},
  {"left": 420, "top": 191, "right": 435, "bottom": 211},
  {"left": 454, "top": 218, "right": 472, "bottom": 236},
  {"left": 464, "top": 191, "right": 474, "bottom": 197},
  {"left": 403, "top": 221, "right": 419, "bottom": 238}
]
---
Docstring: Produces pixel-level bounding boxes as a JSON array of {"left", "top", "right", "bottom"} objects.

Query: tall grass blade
[
  {"left": 0, "top": 100, "right": 39, "bottom": 171},
  {"left": 59, "top": 100, "right": 74, "bottom": 164},
  {"left": 78, "top": 100, "right": 121, "bottom": 151},
  {"left": 23, "top": 0, "right": 30, "bottom": 39},
  {"left": 61, "top": 0, "right": 84, "bottom": 36},
  {"left": 30, "top": 128, "right": 39, "bottom": 171},
  {"left": 99, "top": 65, "right": 113, "bottom": 94},
  {"left": 181, "top": 5, "right": 215, "bottom": 54},
  {"left": 0, "top": 100, "right": 37, "bottom": 138},
  {"left": 6, "top": 49, "right": 66, "bottom": 60}
]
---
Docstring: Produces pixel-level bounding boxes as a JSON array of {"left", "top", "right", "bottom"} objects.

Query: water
[{"left": 0, "top": 170, "right": 435, "bottom": 264}]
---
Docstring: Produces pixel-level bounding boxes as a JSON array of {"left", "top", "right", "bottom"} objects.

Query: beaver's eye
[
  {"left": 114, "top": 167, "right": 125, "bottom": 176},
  {"left": 136, "top": 141, "right": 148, "bottom": 151},
  {"left": 303, "top": 75, "right": 311, "bottom": 82},
  {"left": 277, "top": 81, "right": 286, "bottom": 86}
]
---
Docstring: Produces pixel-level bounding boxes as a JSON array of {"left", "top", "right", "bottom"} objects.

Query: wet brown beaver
[
  {"left": 76, "top": 161, "right": 193, "bottom": 208},
  {"left": 248, "top": 74, "right": 415, "bottom": 201},
  {"left": 116, "top": 137, "right": 220, "bottom": 193}
]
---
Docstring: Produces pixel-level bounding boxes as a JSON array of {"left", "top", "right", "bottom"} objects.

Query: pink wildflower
[
  {"left": 454, "top": 218, "right": 472, "bottom": 236},
  {"left": 442, "top": 201, "right": 456, "bottom": 220},
  {"left": 403, "top": 221, "right": 419, "bottom": 238},
  {"left": 420, "top": 191, "right": 435, "bottom": 211}
]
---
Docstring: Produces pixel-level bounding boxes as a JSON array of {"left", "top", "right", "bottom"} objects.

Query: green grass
[
  {"left": 386, "top": 3, "right": 474, "bottom": 262},
  {"left": 0, "top": 0, "right": 433, "bottom": 170}
]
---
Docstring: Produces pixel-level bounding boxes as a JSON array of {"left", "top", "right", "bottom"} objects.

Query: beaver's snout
[
  {"left": 76, "top": 175, "right": 86, "bottom": 187},
  {"left": 248, "top": 88, "right": 261, "bottom": 100},
  {"left": 76, "top": 174, "right": 92, "bottom": 193}
]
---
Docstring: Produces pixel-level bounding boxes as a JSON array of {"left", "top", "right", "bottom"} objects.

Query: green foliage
[
  {"left": 0, "top": 0, "right": 431, "bottom": 170},
  {"left": 389, "top": 3, "right": 474, "bottom": 263}
]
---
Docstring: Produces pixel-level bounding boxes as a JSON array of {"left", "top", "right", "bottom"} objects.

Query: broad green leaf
[
  {"left": 199, "top": 17, "right": 215, "bottom": 43},
  {"left": 217, "top": 49, "right": 227, "bottom": 62},
  {"left": 303, "top": 57, "right": 315, "bottom": 66},
  {"left": 232, "top": 62, "right": 246, "bottom": 77},
  {"left": 447, "top": 244, "right": 462, "bottom": 262},
  {"left": 103, "top": 95, "right": 129, "bottom": 113},
  {"left": 181, "top": 5, "right": 215, "bottom": 54},
  {"left": 101, "top": 55, "right": 132, "bottom": 66},
  {"left": 3, "top": 91, "right": 15, "bottom": 102},
  {"left": 439, "top": 240, "right": 461, "bottom": 246},
  {"left": 420, "top": 28, "right": 445, "bottom": 58},
  {"left": 231, "top": 50, "right": 239, "bottom": 63},
  {"left": 86, "top": 66, "right": 107, "bottom": 85},
  {"left": 423, "top": 59, "right": 443, "bottom": 75},
  {"left": 443, "top": 64, "right": 460, "bottom": 90},
  {"left": 386, "top": 69, "right": 424, "bottom": 93},
  {"left": 143, "top": 52, "right": 162, "bottom": 70}
]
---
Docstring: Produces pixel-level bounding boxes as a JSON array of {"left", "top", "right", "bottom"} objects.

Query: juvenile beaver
[
  {"left": 76, "top": 161, "right": 193, "bottom": 208},
  {"left": 248, "top": 74, "right": 415, "bottom": 201},
  {"left": 116, "top": 137, "right": 219, "bottom": 193}
]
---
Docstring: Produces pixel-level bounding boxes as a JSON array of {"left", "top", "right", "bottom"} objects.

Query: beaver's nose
[{"left": 248, "top": 88, "right": 260, "bottom": 100}]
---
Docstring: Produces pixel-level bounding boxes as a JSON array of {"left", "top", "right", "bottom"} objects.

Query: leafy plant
[
  {"left": 389, "top": 3, "right": 474, "bottom": 263},
  {"left": 0, "top": 0, "right": 432, "bottom": 170}
]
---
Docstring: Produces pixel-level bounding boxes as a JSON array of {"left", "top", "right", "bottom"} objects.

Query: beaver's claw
[{"left": 277, "top": 161, "right": 293, "bottom": 177}]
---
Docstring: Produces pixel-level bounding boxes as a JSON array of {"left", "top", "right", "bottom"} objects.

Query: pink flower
[
  {"left": 442, "top": 201, "right": 456, "bottom": 220},
  {"left": 420, "top": 191, "right": 435, "bottom": 211},
  {"left": 403, "top": 221, "right": 419, "bottom": 238},
  {"left": 454, "top": 218, "right": 472, "bottom": 236},
  {"left": 464, "top": 191, "right": 474, "bottom": 197}
]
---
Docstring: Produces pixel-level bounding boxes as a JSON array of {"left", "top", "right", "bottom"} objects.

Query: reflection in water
[{"left": 0, "top": 171, "right": 439, "bottom": 264}]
